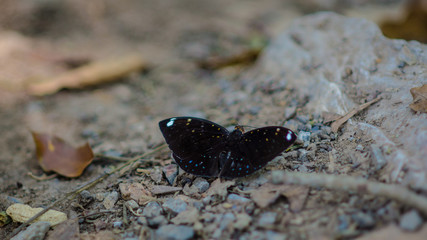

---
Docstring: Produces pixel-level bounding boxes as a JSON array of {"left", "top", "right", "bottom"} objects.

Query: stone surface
[
  {"left": 103, "top": 191, "right": 119, "bottom": 210},
  {"left": 227, "top": 194, "right": 251, "bottom": 204},
  {"left": 192, "top": 178, "right": 210, "bottom": 193},
  {"left": 162, "top": 198, "right": 188, "bottom": 214},
  {"left": 399, "top": 210, "right": 423, "bottom": 231},
  {"left": 142, "top": 201, "right": 163, "bottom": 218},
  {"left": 252, "top": 12, "right": 427, "bottom": 189},
  {"left": 155, "top": 224, "right": 194, "bottom": 240},
  {"left": 11, "top": 221, "right": 51, "bottom": 240}
]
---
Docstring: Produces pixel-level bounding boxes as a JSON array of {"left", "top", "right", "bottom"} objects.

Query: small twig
[
  {"left": 9, "top": 144, "right": 166, "bottom": 239},
  {"left": 331, "top": 97, "right": 381, "bottom": 133},
  {"left": 27, "top": 172, "right": 58, "bottom": 181},
  {"left": 271, "top": 171, "right": 427, "bottom": 215},
  {"left": 94, "top": 154, "right": 132, "bottom": 162}
]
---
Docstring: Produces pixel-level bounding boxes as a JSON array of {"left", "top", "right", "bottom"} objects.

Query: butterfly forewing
[{"left": 159, "top": 117, "right": 229, "bottom": 176}]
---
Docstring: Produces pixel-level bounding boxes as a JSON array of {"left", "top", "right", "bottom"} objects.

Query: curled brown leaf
[{"left": 31, "top": 132, "right": 94, "bottom": 178}]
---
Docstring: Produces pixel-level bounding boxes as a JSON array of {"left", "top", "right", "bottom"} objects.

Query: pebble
[
  {"left": 298, "top": 149, "right": 308, "bottom": 162},
  {"left": 219, "top": 212, "right": 236, "bottom": 230},
  {"left": 148, "top": 215, "right": 168, "bottom": 228},
  {"left": 202, "top": 196, "right": 212, "bottom": 205},
  {"left": 337, "top": 215, "right": 350, "bottom": 231},
  {"left": 163, "top": 198, "right": 187, "bottom": 214},
  {"left": 79, "top": 190, "right": 94, "bottom": 206},
  {"left": 155, "top": 224, "right": 194, "bottom": 240},
  {"left": 113, "top": 221, "right": 123, "bottom": 228},
  {"left": 371, "top": 144, "right": 386, "bottom": 170},
  {"left": 351, "top": 212, "right": 375, "bottom": 229},
  {"left": 11, "top": 221, "right": 50, "bottom": 240},
  {"left": 399, "top": 210, "right": 423, "bottom": 231},
  {"left": 258, "top": 212, "right": 277, "bottom": 226},
  {"left": 296, "top": 115, "right": 309, "bottom": 123},
  {"left": 355, "top": 144, "right": 364, "bottom": 151},
  {"left": 297, "top": 131, "right": 311, "bottom": 147},
  {"left": 163, "top": 164, "right": 179, "bottom": 185},
  {"left": 192, "top": 178, "right": 210, "bottom": 193},
  {"left": 227, "top": 194, "right": 251, "bottom": 204},
  {"left": 143, "top": 201, "right": 163, "bottom": 218},
  {"left": 284, "top": 119, "right": 300, "bottom": 132},
  {"left": 126, "top": 200, "right": 139, "bottom": 210},
  {"left": 103, "top": 191, "right": 119, "bottom": 209}
]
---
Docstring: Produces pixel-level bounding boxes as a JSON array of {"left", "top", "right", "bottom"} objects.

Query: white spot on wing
[
  {"left": 286, "top": 131, "right": 292, "bottom": 141},
  {"left": 166, "top": 118, "right": 176, "bottom": 127}
]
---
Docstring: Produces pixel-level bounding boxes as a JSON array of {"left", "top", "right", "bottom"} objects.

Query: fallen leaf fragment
[
  {"left": 0, "top": 211, "right": 12, "bottom": 227},
  {"left": 6, "top": 203, "right": 67, "bottom": 226},
  {"left": 31, "top": 132, "right": 94, "bottom": 178},
  {"left": 331, "top": 97, "right": 381, "bottom": 133},
  {"left": 357, "top": 224, "right": 427, "bottom": 240},
  {"left": 119, "top": 183, "right": 153, "bottom": 205},
  {"left": 27, "top": 54, "right": 147, "bottom": 96},
  {"left": 150, "top": 185, "right": 183, "bottom": 195},
  {"left": 409, "top": 84, "right": 427, "bottom": 113},
  {"left": 251, "top": 183, "right": 309, "bottom": 212},
  {"left": 205, "top": 179, "right": 235, "bottom": 198}
]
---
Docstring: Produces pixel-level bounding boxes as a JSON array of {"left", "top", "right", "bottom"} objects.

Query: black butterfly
[{"left": 158, "top": 117, "right": 297, "bottom": 179}]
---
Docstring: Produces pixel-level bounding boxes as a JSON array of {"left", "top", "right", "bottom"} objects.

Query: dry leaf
[
  {"left": 119, "top": 183, "right": 153, "bottom": 205},
  {"left": 31, "top": 132, "right": 94, "bottom": 178},
  {"left": 205, "top": 179, "right": 235, "bottom": 198},
  {"left": 27, "top": 54, "right": 147, "bottom": 96},
  {"left": 409, "top": 84, "right": 427, "bottom": 113},
  {"left": 6, "top": 203, "right": 67, "bottom": 226},
  {"left": 331, "top": 97, "right": 381, "bottom": 133},
  {"left": 251, "top": 183, "right": 309, "bottom": 212}
]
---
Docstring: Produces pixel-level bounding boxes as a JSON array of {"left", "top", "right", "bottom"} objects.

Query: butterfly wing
[
  {"left": 159, "top": 117, "right": 229, "bottom": 177},
  {"left": 220, "top": 126, "right": 296, "bottom": 178}
]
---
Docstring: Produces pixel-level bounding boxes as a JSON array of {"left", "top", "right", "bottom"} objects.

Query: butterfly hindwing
[{"left": 220, "top": 126, "right": 296, "bottom": 178}]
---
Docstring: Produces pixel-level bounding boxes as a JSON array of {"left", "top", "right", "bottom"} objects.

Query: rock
[
  {"left": 222, "top": 212, "right": 236, "bottom": 227},
  {"left": 163, "top": 164, "right": 178, "bottom": 185},
  {"left": 253, "top": 12, "right": 426, "bottom": 189},
  {"left": 113, "top": 221, "right": 123, "bottom": 228},
  {"left": 227, "top": 194, "right": 251, "bottom": 204},
  {"left": 258, "top": 212, "right": 277, "bottom": 226},
  {"left": 297, "top": 131, "right": 311, "bottom": 147},
  {"left": 234, "top": 213, "right": 251, "bottom": 230},
  {"left": 148, "top": 215, "right": 168, "bottom": 228},
  {"left": 11, "top": 221, "right": 51, "bottom": 240},
  {"left": 155, "top": 224, "right": 194, "bottom": 240},
  {"left": 192, "top": 178, "right": 209, "bottom": 193},
  {"left": 103, "top": 191, "right": 119, "bottom": 210},
  {"left": 162, "top": 198, "right": 187, "bottom": 214},
  {"left": 79, "top": 190, "right": 94, "bottom": 206},
  {"left": 142, "top": 201, "right": 163, "bottom": 218},
  {"left": 355, "top": 145, "right": 364, "bottom": 151},
  {"left": 399, "top": 210, "right": 423, "bottom": 231},
  {"left": 126, "top": 200, "right": 139, "bottom": 210},
  {"left": 352, "top": 212, "right": 375, "bottom": 229},
  {"left": 151, "top": 185, "right": 183, "bottom": 195},
  {"left": 371, "top": 144, "right": 386, "bottom": 170}
]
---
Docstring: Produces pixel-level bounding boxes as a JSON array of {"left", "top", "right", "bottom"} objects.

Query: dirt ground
[{"left": 1, "top": 0, "right": 424, "bottom": 239}]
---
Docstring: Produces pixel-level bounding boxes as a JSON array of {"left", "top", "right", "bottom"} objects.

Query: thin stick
[
  {"left": 271, "top": 171, "right": 427, "bottom": 215},
  {"left": 331, "top": 97, "right": 381, "bottom": 133},
  {"left": 9, "top": 144, "right": 166, "bottom": 238}
]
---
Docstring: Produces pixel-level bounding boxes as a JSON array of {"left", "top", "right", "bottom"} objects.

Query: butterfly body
[{"left": 159, "top": 117, "right": 297, "bottom": 179}]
